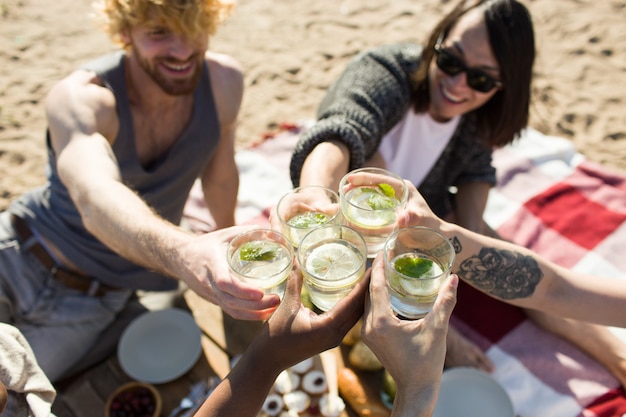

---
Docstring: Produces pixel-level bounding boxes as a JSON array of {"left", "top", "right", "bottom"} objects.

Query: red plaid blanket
[
  {"left": 183, "top": 124, "right": 626, "bottom": 417},
  {"left": 463, "top": 129, "right": 626, "bottom": 417}
]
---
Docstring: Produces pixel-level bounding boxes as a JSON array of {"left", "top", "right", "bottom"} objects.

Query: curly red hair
[{"left": 93, "top": 0, "right": 235, "bottom": 47}]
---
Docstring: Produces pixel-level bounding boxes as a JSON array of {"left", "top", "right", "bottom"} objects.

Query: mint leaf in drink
[
  {"left": 239, "top": 241, "right": 279, "bottom": 261},
  {"left": 287, "top": 211, "right": 330, "bottom": 228},
  {"left": 394, "top": 256, "right": 434, "bottom": 278},
  {"left": 367, "top": 193, "right": 396, "bottom": 210},
  {"left": 378, "top": 183, "right": 396, "bottom": 198}
]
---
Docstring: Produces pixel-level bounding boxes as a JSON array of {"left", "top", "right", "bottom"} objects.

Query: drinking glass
[
  {"left": 339, "top": 167, "right": 408, "bottom": 258},
  {"left": 276, "top": 186, "right": 341, "bottom": 248},
  {"left": 227, "top": 229, "right": 294, "bottom": 298},
  {"left": 383, "top": 226, "right": 455, "bottom": 319},
  {"left": 297, "top": 225, "right": 367, "bottom": 312}
]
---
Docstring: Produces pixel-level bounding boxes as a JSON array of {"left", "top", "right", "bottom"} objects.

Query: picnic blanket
[{"left": 183, "top": 122, "right": 626, "bottom": 417}]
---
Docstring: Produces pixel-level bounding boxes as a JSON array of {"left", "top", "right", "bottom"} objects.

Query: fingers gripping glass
[{"left": 434, "top": 38, "right": 503, "bottom": 93}]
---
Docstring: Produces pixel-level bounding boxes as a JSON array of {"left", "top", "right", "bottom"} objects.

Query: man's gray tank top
[{"left": 9, "top": 51, "right": 221, "bottom": 290}]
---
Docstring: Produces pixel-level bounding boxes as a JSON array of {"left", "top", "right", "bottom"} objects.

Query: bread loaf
[{"left": 337, "top": 368, "right": 390, "bottom": 417}]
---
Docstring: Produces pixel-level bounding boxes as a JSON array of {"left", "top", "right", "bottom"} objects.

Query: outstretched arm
[
  {"left": 200, "top": 52, "right": 242, "bottom": 229},
  {"left": 399, "top": 180, "right": 626, "bottom": 327},
  {"left": 291, "top": 43, "right": 422, "bottom": 189},
  {"left": 45, "top": 68, "right": 276, "bottom": 321},
  {"left": 194, "top": 269, "right": 369, "bottom": 417}
]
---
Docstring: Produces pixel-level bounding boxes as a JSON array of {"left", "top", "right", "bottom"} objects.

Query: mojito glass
[
  {"left": 298, "top": 225, "right": 367, "bottom": 312},
  {"left": 227, "top": 229, "right": 294, "bottom": 298},
  {"left": 383, "top": 226, "right": 455, "bottom": 319},
  {"left": 339, "top": 167, "right": 408, "bottom": 258},
  {"left": 276, "top": 186, "right": 341, "bottom": 248}
]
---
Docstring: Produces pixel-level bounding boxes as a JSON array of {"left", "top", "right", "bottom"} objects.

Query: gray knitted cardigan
[{"left": 289, "top": 42, "right": 496, "bottom": 218}]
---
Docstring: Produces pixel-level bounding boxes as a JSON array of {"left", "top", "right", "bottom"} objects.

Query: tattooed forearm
[
  {"left": 451, "top": 236, "right": 462, "bottom": 255},
  {"left": 454, "top": 243, "right": 543, "bottom": 300}
]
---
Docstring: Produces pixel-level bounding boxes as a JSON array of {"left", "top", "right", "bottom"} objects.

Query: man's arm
[
  {"left": 201, "top": 52, "right": 242, "bottom": 229},
  {"left": 45, "top": 70, "right": 278, "bottom": 320},
  {"left": 47, "top": 70, "right": 182, "bottom": 273}
]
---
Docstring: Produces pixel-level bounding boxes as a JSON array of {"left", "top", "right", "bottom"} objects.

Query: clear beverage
[
  {"left": 339, "top": 168, "right": 408, "bottom": 259},
  {"left": 302, "top": 240, "right": 365, "bottom": 311},
  {"left": 341, "top": 186, "right": 399, "bottom": 256},
  {"left": 285, "top": 211, "right": 332, "bottom": 248},
  {"left": 227, "top": 230, "right": 294, "bottom": 298},
  {"left": 298, "top": 227, "right": 366, "bottom": 312},
  {"left": 385, "top": 253, "right": 444, "bottom": 319},
  {"left": 342, "top": 187, "right": 399, "bottom": 227},
  {"left": 276, "top": 186, "right": 341, "bottom": 248},
  {"left": 383, "top": 226, "right": 455, "bottom": 320}
]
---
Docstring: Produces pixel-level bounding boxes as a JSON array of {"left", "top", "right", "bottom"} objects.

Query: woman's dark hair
[{"left": 411, "top": 0, "right": 535, "bottom": 147}]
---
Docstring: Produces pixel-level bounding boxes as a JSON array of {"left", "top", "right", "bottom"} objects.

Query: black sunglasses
[{"left": 433, "top": 40, "right": 503, "bottom": 93}]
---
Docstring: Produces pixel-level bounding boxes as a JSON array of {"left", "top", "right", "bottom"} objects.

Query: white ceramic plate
[
  {"left": 118, "top": 308, "right": 202, "bottom": 384},
  {"left": 433, "top": 367, "right": 514, "bottom": 417}
]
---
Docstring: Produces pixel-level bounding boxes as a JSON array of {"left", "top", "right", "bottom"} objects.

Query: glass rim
[
  {"left": 227, "top": 228, "right": 294, "bottom": 272},
  {"left": 276, "top": 185, "right": 341, "bottom": 226},
  {"left": 383, "top": 226, "right": 455, "bottom": 278},
  {"left": 338, "top": 167, "right": 409, "bottom": 206}
]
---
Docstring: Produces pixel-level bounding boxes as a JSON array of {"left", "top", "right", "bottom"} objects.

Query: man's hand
[{"left": 179, "top": 225, "right": 282, "bottom": 321}]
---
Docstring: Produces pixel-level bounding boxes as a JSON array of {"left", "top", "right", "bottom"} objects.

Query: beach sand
[{"left": 1, "top": 0, "right": 625, "bottom": 210}]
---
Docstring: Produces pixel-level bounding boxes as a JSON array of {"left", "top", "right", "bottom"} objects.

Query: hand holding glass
[
  {"left": 383, "top": 227, "right": 455, "bottom": 319},
  {"left": 339, "top": 167, "right": 408, "bottom": 258},
  {"left": 227, "top": 229, "right": 294, "bottom": 299},
  {"left": 297, "top": 225, "right": 367, "bottom": 312},
  {"left": 276, "top": 186, "right": 341, "bottom": 248}
]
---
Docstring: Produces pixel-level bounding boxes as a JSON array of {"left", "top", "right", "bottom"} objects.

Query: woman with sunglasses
[
  {"left": 290, "top": 0, "right": 527, "bottom": 223},
  {"left": 289, "top": 0, "right": 626, "bottom": 388}
]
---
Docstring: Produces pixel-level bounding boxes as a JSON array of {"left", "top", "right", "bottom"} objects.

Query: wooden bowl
[{"left": 105, "top": 381, "right": 162, "bottom": 417}]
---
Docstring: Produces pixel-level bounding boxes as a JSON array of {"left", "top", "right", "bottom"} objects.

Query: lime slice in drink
[
  {"left": 306, "top": 242, "right": 361, "bottom": 279},
  {"left": 287, "top": 211, "right": 331, "bottom": 228},
  {"left": 239, "top": 241, "right": 280, "bottom": 261}
]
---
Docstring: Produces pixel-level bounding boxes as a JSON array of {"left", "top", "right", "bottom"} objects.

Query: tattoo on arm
[{"left": 451, "top": 237, "right": 543, "bottom": 300}]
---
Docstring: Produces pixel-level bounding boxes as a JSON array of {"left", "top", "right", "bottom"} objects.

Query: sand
[{"left": 1, "top": 0, "right": 625, "bottom": 210}]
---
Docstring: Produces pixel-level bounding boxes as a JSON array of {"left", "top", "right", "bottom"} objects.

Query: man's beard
[{"left": 135, "top": 50, "right": 202, "bottom": 96}]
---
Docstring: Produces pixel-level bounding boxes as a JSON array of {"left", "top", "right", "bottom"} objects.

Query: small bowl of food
[{"left": 106, "top": 381, "right": 162, "bottom": 417}]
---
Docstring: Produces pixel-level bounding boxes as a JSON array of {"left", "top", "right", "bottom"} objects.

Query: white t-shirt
[{"left": 378, "top": 110, "right": 460, "bottom": 186}]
